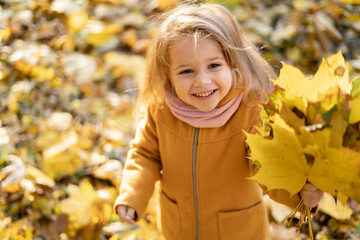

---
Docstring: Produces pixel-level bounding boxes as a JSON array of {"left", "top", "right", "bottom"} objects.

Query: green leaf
[{"left": 351, "top": 77, "right": 360, "bottom": 99}]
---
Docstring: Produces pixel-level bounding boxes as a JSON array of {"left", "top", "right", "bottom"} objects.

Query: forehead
[
  {"left": 169, "top": 34, "right": 219, "bottom": 49},
  {"left": 168, "top": 36, "right": 224, "bottom": 63}
]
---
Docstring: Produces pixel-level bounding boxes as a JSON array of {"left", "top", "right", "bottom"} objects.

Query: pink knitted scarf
[{"left": 165, "top": 91, "right": 243, "bottom": 128}]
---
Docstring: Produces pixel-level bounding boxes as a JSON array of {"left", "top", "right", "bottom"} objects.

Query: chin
[{"left": 196, "top": 105, "right": 216, "bottom": 112}]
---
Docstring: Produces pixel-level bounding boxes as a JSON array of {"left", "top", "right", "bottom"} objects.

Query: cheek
[
  {"left": 172, "top": 79, "right": 187, "bottom": 95},
  {"left": 178, "top": 82, "right": 191, "bottom": 95},
  {"left": 219, "top": 71, "right": 233, "bottom": 90},
  {"left": 169, "top": 75, "right": 180, "bottom": 92}
]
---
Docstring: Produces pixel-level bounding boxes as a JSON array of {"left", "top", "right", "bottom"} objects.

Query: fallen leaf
[
  {"left": 0, "top": 155, "right": 26, "bottom": 189},
  {"left": 67, "top": 12, "right": 88, "bottom": 33},
  {"left": 46, "top": 112, "right": 73, "bottom": 132},
  {"left": 59, "top": 180, "right": 97, "bottom": 227},
  {"left": 42, "top": 132, "right": 83, "bottom": 178},
  {"left": 61, "top": 53, "right": 97, "bottom": 84},
  {"left": 0, "top": 24, "right": 11, "bottom": 41},
  {"left": 103, "top": 51, "right": 145, "bottom": 83},
  {"left": 59, "top": 179, "right": 113, "bottom": 229},
  {"left": 0, "top": 128, "right": 10, "bottom": 145},
  {"left": 26, "top": 164, "right": 55, "bottom": 188},
  {"left": 319, "top": 193, "right": 353, "bottom": 220},
  {"left": 122, "top": 28, "right": 138, "bottom": 48}
]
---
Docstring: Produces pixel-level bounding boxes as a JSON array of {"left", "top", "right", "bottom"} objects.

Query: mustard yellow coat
[{"left": 114, "top": 101, "right": 301, "bottom": 240}]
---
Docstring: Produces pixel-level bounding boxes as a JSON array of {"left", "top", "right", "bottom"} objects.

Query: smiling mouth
[{"left": 193, "top": 90, "right": 216, "bottom": 97}]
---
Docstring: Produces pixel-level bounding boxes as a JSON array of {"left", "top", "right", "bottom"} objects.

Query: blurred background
[{"left": 0, "top": 0, "right": 359, "bottom": 239}]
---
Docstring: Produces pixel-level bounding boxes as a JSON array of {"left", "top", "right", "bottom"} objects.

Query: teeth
[{"left": 194, "top": 90, "right": 214, "bottom": 97}]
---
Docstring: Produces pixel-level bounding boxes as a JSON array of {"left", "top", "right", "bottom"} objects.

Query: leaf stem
[
  {"left": 281, "top": 199, "right": 303, "bottom": 224},
  {"left": 308, "top": 207, "right": 313, "bottom": 240},
  {"left": 281, "top": 200, "right": 314, "bottom": 240}
]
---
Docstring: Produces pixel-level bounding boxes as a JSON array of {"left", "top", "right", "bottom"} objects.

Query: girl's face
[{"left": 168, "top": 37, "right": 233, "bottom": 112}]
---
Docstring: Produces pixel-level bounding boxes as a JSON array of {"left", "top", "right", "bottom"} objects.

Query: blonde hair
[{"left": 137, "top": 2, "right": 275, "bottom": 116}]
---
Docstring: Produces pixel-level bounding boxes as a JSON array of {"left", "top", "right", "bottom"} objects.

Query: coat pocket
[
  {"left": 217, "top": 201, "right": 270, "bottom": 240},
  {"left": 159, "top": 190, "right": 181, "bottom": 239}
]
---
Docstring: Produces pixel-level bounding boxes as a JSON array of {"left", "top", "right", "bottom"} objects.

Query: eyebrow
[{"left": 173, "top": 56, "right": 225, "bottom": 71}]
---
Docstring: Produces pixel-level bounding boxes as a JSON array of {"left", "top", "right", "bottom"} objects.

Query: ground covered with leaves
[{"left": 0, "top": 0, "right": 359, "bottom": 239}]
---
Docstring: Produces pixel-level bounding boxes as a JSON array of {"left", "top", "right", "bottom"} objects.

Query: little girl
[{"left": 114, "top": 2, "right": 323, "bottom": 240}]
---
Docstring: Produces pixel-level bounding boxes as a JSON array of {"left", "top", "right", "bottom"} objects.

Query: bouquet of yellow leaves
[{"left": 245, "top": 52, "right": 360, "bottom": 239}]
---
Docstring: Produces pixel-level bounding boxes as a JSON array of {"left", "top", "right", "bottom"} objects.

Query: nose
[{"left": 193, "top": 71, "right": 211, "bottom": 87}]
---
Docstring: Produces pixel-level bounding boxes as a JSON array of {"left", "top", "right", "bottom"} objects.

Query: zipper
[{"left": 192, "top": 128, "right": 200, "bottom": 240}]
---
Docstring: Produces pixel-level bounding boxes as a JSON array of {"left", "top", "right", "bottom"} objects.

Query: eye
[
  {"left": 208, "top": 63, "right": 221, "bottom": 69},
  {"left": 179, "top": 69, "right": 193, "bottom": 75}
]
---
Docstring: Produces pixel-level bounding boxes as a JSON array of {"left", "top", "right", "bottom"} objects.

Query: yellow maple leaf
[
  {"left": 248, "top": 52, "right": 359, "bottom": 239},
  {"left": 349, "top": 97, "right": 360, "bottom": 123},
  {"left": 329, "top": 111, "right": 348, "bottom": 148},
  {"left": 246, "top": 114, "right": 360, "bottom": 201},
  {"left": 311, "top": 52, "right": 351, "bottom": 94},
  {"left": 343, "top": 179, "right": 360, "bottom": 203},
  {"left": 275, "top": 51, "right": 351, "bottom": 103},
  {"left": 300, "top": 127, "right": 360, "bottom": 204},
  {"left": 245, "top": 114, "right": 310, "bottom": 197},
  {"left": 308, "top": 146, "right": 360, "bottom": 204},
  {"left": 254, "top": 105, "right": 271, "bottom": 137},
  {"left": 279, "top": 99, "right": 306, "bottom": 131}
]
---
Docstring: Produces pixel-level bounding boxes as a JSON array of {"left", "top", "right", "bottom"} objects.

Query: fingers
[
  {"left": 301, "top": 183, "right": 324, "bottom": 208},
  {"left": 303, "top": 183, "right": 317, "bottom": 191},
  {"left": 116, "top": 205, "right": 127, "bottom": 222},
  {"left": 125, "top": 207, "right": 136, "bottom": 224},
  {"left": 116, "top": 205, "right": 136, "bottom": 224}
]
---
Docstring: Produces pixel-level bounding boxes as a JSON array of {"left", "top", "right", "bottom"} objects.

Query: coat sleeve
[
  {"left": 113, "top": 107, "right": 161, "bottom": 219},
  {"left": 245, "top": 125, "right": 302, "bottom": 210}
]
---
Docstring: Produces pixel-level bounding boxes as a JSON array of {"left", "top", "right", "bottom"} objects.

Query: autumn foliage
[
  {"left": 246, "top": 52, "right": 360, "bottom": 239},
  {"left": 0, "top": 0, "right": 360, "bottom": 239}
]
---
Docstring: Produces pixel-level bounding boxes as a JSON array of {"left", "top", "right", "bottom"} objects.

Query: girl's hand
[
  {"left": 116, "top": 205, "right": 137, "bottom": 224},
  {"left": 300, "top": 183, "right": 324, "bottom": 208}
]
